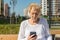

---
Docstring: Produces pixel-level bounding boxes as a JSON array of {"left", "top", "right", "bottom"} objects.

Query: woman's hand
[{"left": 27, "top": 34, "right": 37, "bottom": 40}]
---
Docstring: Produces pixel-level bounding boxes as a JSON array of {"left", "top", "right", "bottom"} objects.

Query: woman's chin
[{"left": 33, "top": 19, "right": 37, "bottom": 21}]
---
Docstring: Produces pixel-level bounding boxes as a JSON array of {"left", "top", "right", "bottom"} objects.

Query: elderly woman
[{"left": 17, "top": 3, "right": 52, "bottom": 40}]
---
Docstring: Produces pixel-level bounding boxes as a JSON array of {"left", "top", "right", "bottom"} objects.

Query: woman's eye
[
  {"left": 36, "top": 13, "right": 38, "bottom": 15},
  {"left": 32, "top": 13, "right": 35, "bottom": 15},
  {"left": 35, "top": 13, "right": 38, "bottom": 15},
  {"left": 32, "top": 13, "right": 38, "bottom": 15}
]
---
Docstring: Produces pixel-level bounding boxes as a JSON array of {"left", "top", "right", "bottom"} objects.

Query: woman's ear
[{"left": 28, "top": 12, "right": 30, "bottom": 18}]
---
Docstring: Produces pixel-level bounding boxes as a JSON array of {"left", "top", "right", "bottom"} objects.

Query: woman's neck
[{"left": 29, "top": 18, "right": 39, "bottom": 25}]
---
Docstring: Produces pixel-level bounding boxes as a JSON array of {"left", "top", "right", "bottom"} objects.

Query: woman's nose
[{"left": 33, "top": 14, "right": 36, "bottom": 17}]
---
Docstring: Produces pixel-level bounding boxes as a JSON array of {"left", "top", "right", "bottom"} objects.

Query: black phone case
[{"left": 30, "top": 32, "right": 36, "bottom": 37}]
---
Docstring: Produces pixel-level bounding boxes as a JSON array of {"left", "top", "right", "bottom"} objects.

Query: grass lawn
[
  {"left": 0, "top": 24, "right": 20, "bottom": 34},
  {"left": 0, "top": 24, "right": 60, "bottom": 34},
  {"left": 51, "top": 26, "right": 60, "bottom": 30}
]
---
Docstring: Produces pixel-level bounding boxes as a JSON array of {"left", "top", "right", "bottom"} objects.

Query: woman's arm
[
  {"left": 44, "top": 19, "right": 52, "bottom": 40},
  {"left": 45, "top": 24, "right": 52, "bottom": 40},
  {"left": 17, "top": 21, "right": 27, "bottom": 40}
]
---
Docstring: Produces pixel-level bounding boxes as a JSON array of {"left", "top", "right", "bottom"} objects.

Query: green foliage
[
  {"left": 0, "top": 16, "right": 27, "bottom": 24},
  {"left": 42, "top": 15, "right": 49, "bottom": 20},
  {"left": 0, "top": 24, "right": 20, "bottom": 34},
  {"left": 0, "top": 18, "right": 10, "bottom": 24},
  {"left": 51, "top": 16, "right": 60, "bottom": 21},
  {"left": 17, "top": 16, "right": 27, "bottom": 24}
]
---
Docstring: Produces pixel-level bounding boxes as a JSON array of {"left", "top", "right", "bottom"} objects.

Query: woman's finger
[{"left": 30, "top": 34, "right": 35, "bottom": 38}]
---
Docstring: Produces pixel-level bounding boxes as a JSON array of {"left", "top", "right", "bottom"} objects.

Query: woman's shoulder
[
  {"left": 40, "top": 17, "right": 47, "bottom": 21},
  {"left": 39, "top": 17, "right": 48, "bottom": 24}
]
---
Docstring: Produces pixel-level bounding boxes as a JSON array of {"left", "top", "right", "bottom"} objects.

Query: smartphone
[{"left": 30, "top": 32, "right": 36, "bottom": 37}]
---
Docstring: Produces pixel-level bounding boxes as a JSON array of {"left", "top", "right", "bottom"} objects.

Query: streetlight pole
[
  {"left": 10, "top": 0, "right": 17, "bottom": 24},
  {"left": 10, "top": 0, "right": 17, "bottom": 13}
]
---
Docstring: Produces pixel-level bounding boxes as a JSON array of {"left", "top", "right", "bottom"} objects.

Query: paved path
[
  {"left": 50, "top": 30, "right": 60, "bottom": 34},
  {"left": 0, "top": 34, "right": 18, "bottom": 40},
  {"left": 0, "top": 30, "right": 60, "bottom": 40}
]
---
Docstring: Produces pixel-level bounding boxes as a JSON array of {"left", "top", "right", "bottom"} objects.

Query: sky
[{"left": 4, "top": 0, "right": 41, "bottom": 16}]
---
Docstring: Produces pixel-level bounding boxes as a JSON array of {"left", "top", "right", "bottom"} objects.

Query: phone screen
[{"left": 30, "top": 32, "right": 36, "bottom": 37}]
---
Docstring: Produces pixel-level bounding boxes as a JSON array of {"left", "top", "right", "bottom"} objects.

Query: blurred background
[{"left": 0, "top": 0, "right": 60, "bottom": 40}]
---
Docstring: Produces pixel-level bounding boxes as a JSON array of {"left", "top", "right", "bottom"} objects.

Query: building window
[{"left": 58, "top": 9, "right": 60, "bottom": 12}]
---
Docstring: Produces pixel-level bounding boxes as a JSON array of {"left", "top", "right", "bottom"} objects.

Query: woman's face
[{"left": 29, "top": 7, "right": 40, "bottom": 21}]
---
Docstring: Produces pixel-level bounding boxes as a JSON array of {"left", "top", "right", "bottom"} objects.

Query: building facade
[
  {"left": 4, "top": 3, "right": 10, "bottom": 17},
  {"left": 0, "top": 0, "right": 4, "bottom": 16},
  {"left": 42, "top": 0, "right": 47, "bottom": 15},
  {"left": 55, "top": 0, "right": 60, "bottom": 15},
  {"left": 0, "top": 0, "right": 2, "bottom": 15},
  {"left": 42, "top": 0, "right": 60, "bottom": 16}
]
